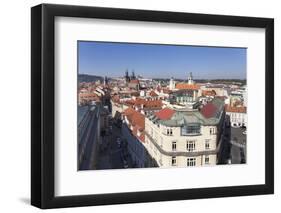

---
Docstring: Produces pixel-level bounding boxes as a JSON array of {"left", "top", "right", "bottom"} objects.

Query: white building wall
[
  {"left": 111, "top": 101, "right": 128, "bottom": 117},
  {"left": 122, "top": 123, "right": 146, "bottom": 167},
  {"left": 226, "top": 111, "right": 247, "bottom": 127},
  {"left": 144, "top": 117, "right": 218, "bottom": 167}
]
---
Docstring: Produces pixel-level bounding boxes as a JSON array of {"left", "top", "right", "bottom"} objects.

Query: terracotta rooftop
[
  {"left": 123, "top": 107, "right": 136, "bottom": 117},
  {"left": 123, "top": 107, "right": 145, "bottom": 142},
  {"left": 202, "top": 90, "right": 216, "bottom": 96},
  {"left": 129, "top": 79, "right": 140, "bottom": 84},
  {"left": 154, "top": 108, "right": 175, "bottom": 120},
  {"left": 200, "top": 102, "right": 218, "bottom": 118},
  {"left": 175, "top": 83, "right": 200, "bottom": 90},
  {"left": 79, "top": 92, "right": 98, "bottom": 97},
  {"left": 149, "top": 90, "right": 158, "bottom": 97},
  {"left": 125, "top": 98, "right": 162, "bottom": 109},
  {"left": 225, "top": 105, "right": 247, "bottom": 113},
  {"left": 135, "top": 99, "right": 162, "bottom": 108},
  {"left": 130, "top": 91, "right": 140, "bottom": 97},
  {"left": 124, "top": 107, "right": 145, "bottom": 129},
  {"left": 162, "top": 88, "right": 172, "bottom": 94}
]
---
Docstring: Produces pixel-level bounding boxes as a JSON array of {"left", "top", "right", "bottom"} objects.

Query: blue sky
[{"left": 78, "top": 41, "right": 246, "bottom": 79}]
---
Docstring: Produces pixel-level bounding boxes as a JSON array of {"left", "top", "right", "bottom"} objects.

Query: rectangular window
[
  {"left": 209, "top": 127, "right": 216, "bottom": 135},
  {"left": 186, "top": 141, "right": 195, "bottom": 152},
  {"left": 187, "top": 158, "right": 196, "bottom": 166},
  {"left": 205, "top": 139, "right": 210, "bottom": 150},
  {"left": 167, "top": 128, "right": 173, "bottom": 136},
  {"left": 205, "top": 155, "right": 210, "bottom": 164},
  {"left": 172, "top": 156, "right": 177, "bottom": 166},
  {"left": 172, "top": 141, "right": 177, "bottom": 151},
  {"left": 181, "top": 124, "right": 201, "bottom": 135}
]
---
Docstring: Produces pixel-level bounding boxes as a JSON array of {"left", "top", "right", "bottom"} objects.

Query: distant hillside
[
  {"left": 195, "top": 79, "right": 246, "bottom": 85},
  {"left": 153, "top": 78, "right": 246, "bottom": 86},
  {"left": 78, "top": 74, "right": 103, "bottom": 83}
]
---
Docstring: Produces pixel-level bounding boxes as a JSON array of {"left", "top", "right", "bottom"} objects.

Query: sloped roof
[
  {"left": 123, "top": 107, "right": 136, "bottom": 116},
  {"left": 175, "top": 83, "right": 200, "bottom": 90},
  {"left": 225, "top": 105, "right": 247, "bottom": 113},
  {"left": 149, "top": 90, "right": 158, "bottom": 97},
  {"left": 154, "top": 108, "right": 175, "bottom": 120},
  {"left": 124, "top": 107, "right": 145, "bottom": 130},
  {"left": 123, "top": 107, "right": 145, "bottom": 142},
  {"left": 149, "top": 98, "right": 225, "bottom": 127},
  {"left": 202, "top": 90, "right": 216, "bottom": 96},
  {"left": 129, "top": 79, "right": 139, "bottom": 84},
  {"left": 200, "top": 102, "right": 218, "bottom": 118},
  {"left": 130, "top": 98, "right": 163, "bottom": 109}
]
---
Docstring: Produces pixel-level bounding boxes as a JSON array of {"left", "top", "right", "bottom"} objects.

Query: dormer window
[{"left": 181, "top": 123, "right": 201, "bottom": 136}]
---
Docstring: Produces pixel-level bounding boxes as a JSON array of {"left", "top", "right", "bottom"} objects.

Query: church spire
[{"left": 188, "top": 72, "right": 194, "bottom": 84}]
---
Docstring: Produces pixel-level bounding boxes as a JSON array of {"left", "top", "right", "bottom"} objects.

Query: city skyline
[{"left": 78, "top": 41, "right": 247, "bottom": 80}]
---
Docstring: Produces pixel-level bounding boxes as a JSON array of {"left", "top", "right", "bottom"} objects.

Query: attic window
[{"left": 181, "top": 123, "right": 201, "bottom": 136}]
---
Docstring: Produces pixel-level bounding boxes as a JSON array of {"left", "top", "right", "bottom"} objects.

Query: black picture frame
[{"left": 31, "top": 3, "right": 274, "bottom": 209}]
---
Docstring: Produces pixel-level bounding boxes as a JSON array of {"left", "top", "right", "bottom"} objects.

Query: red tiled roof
[
  {"left": 123, "top": 107, "right": 135, "bottom": 115},
  {"left": 154, "top": 108, "right": 175, "bottom": 120},
  {"left": 129, "top": 79, "right": 139, "bottom": 84},
  {"left": 225, "top": 105, "right": 247, "bottom": 113},
  {"left": 79, "top": 92, "right": 98, "bottom": 97},
  {"left": 202, "top": 90, "right": 216, "bottom": 96},
  {"left": 124, "top": 99, "right": 135, "bottom": 106},
  {"left": 123, "top": 107, "right": 145, "bottom": 142},
  {"left": 200, "top": 103, "right": 217, "bottom": 118},
  {"left": 149, "top": 91, "right": 158, "bottom": 97},
  {"left": 131, "top": 91, "right": 140, "bottom": 97},
  {"left": 79, "top": 92, "right": 101, "bottom": 101},
  {"left": 128, "top": 98, "right": 163, "bottom": 109},
  {"left": 123, "top": 107, "right": 145, "bottom": 130},
  {"left": 162, "top": 89, "right": 172, "bottom": 94},
  {"left": 175, "top": 83, "right": 200, "bottom": 90}
]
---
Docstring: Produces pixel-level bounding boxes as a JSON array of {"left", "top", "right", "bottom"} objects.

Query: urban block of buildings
[{"left": 78, "top": 70, "right": 247, "bottom": 170}]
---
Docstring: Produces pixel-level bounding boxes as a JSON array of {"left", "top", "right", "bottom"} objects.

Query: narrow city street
[
  {"left": 230, "top": 127, "right": 246, "bottom": 164},
  {"left": 96, "top": 119, "right": 132, "bottom": 170},
  {"left": 219, "top": 125, "right": 246, "bottom": 165}
]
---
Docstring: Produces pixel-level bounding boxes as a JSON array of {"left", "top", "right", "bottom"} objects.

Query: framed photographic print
[{"left": 31, "top": 4, "right": 274, "bottom": 209}]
